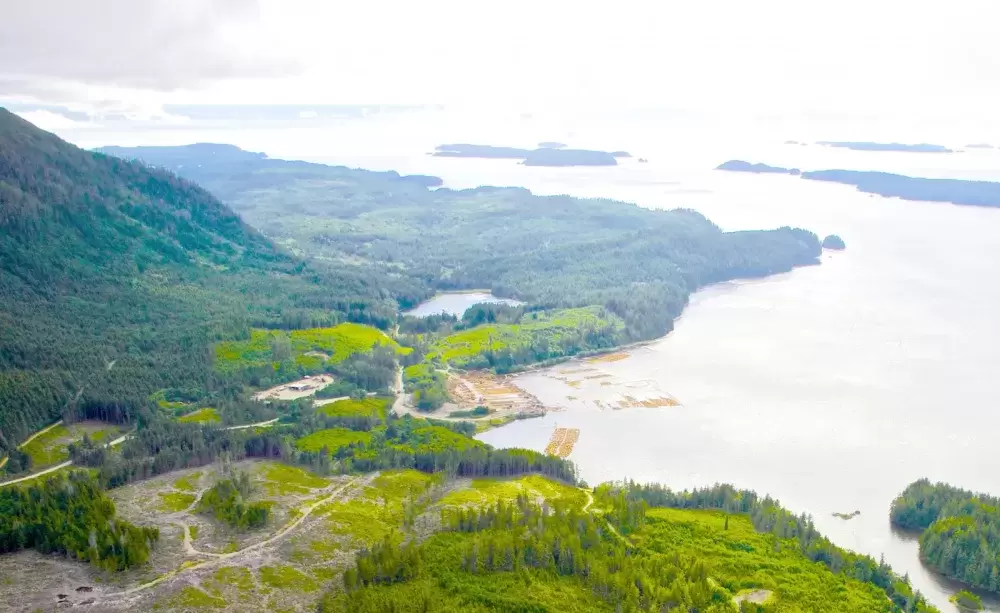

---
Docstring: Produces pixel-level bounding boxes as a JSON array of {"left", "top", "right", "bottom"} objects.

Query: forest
[
  {"left": 0, "top": 472, "right": 158, "bottom": 571},
  {"left": 891, "top": 479, "right": 1000, "bottom": 593}
]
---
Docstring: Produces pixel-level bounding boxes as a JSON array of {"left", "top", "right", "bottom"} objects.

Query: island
[
  {"left": 822, "top": 235, "right": 846, "bottom": 250},
  {"left": 433, "top": 143, "right": 631, "bottom": 167},
  {"left": 716, "top": 160, "right": 1000, "bottom": 208},
  {"left": 537, "top": 141, "right": 566, "bottom": 149},
  {"left": 891, "top": 479, "right": 1000, "bottom": 596},
  {"left": 716, "top": 160, "right": 801, "bottom": 175},
  {"left": 965, "top": 143, "right": 995, "bottom": 149},
  {"left": 816, "top": 141, "right": 954, "bottom": 153}
]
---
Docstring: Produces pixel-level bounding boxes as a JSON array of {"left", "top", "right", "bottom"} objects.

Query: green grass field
[
  {"left": 425, "top": 306, "right": 623, "bottom": 367},
  {"left": 177, "top": 407, "right": 221, "bottom": 424},
  {"left": 315, "top": 397, "right": 390, "bottom": 421},
  {"left": 20, "top": 422, "right": 122, "bottom": 469},
  {"left": 295, "top": 428, "right": 372, "bottom": 453},
  {"left": 214, "top": 323, "right": 408, "bottom": 375}
]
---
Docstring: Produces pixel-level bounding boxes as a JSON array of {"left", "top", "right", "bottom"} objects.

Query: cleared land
[{"left": 253, "top": 374, "right": 334, "bottom": 401}]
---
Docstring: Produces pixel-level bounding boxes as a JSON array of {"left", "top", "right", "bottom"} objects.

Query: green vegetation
[
  {"left": 167, "top": 586, "right": 226, "bottom": 609},
  {"left": 260, "top": 564, "right": 320, "bottom": 592},
  {"left": 197, "top": 470, "right": 271, "bottom": 530},
  {"left": 20, "top": 424, "right": 71, "bottom": 467},
  {"left": 425, "top": 306, "right": 623, "bottom": 371},
  {"left": 0, "top": 110, "right": 422, "bottom": 456},
  {"left": 158, "top": 491, "right": 196, "bottom": 512},
  {"left": 316, "top": 397, "right": 390, "bottom": 421},
  {"left": 296, "top": 428, "right": 372, "bottom": 453},
  {"left": 260, "top": 463, "right": 330, "bottom": 496},
  {"left": 448, "top": 406, "right": 489, "bottom": 418},
  {"left": 322, "top": 488, "right": 914, "bottom": 613},
  {"left": 891, "top": 479, "right": 1000, "bottom": 593},
  {"left": 177, "top": 407, "right": 221, "bottom": 424},
  {"left": 215, "top": 324, "right": 405, "bottom": 378},
  {"left": 173, "top": 471, "right": 203, "bottom": 492},
  {"left": 438, "top": 475, "right": 587, "bottom": 508},
  {"left": 0, "top": 472, "right": 159, "bottom": 571},
  {"left": 951, "top": 590, "right": 984, "bottom": 611}
]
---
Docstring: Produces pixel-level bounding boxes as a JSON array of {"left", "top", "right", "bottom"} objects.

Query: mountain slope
[{"left": 0, "top": 110, "right": 395, "bottom": 452}]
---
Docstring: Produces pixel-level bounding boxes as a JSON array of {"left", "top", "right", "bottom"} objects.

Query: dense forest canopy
[
  {"left": 99, "top": 143, "right": 822, "bottom": 345},
  {"left": 0, "top": 109, "right": 410, "bottom": 452},
  {"left": 891, "top": 479, "right": 1000, "bottom": 593}
]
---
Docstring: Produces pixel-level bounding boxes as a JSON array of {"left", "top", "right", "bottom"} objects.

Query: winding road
[{"left": 105, "top": 474, "right": 368, "bottom": 599}]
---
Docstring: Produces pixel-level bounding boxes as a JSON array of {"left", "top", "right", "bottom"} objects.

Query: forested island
[
  {"left": 0, "top": 108, "right": 941, "bottom": 612},
  {"left": 823, "top": 234, "right": 846, "bottom": 250},
  {"left": 717, "top": 159, "right": 1000, "bottom": 208},
  {"left": 817, "top": 141, "right": 954, "bottom": 153},
  {"left": 432, "top": 143, "right": 630, "bottom": 166},
  {"left": 891, "top": 479, "right": 1000, "bottom": 593},
  {"left": 717, "top": 160, "right": 801, "bottom": 175}
]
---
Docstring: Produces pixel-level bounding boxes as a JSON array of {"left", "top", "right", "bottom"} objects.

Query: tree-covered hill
[
  {"left": 99, "top": 143, "right": 823, "bottom": 341},
  {"left": 0, "top": 109, "right": 406, "bottom": 453}
]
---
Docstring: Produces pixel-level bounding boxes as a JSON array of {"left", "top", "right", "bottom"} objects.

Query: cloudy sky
[{"left": 2, "top": 0, "right": 998, "bottom": 131}]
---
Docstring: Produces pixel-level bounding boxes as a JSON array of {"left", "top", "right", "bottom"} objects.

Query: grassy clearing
[
  {"left": 158, "top": 491, "right": 196, "bottom": 512},
  {"left": 259, "top": 462, "right": 329, "bottom": 496},
  {"left": 295, "top": 428, "right": 372, "bottom": 453},
  {"left": 634, "top": 508, "right": 894, "bottom": 612},
  {"left": 164, "top": 586, "right": 226, "bottom": 609},
  {"left": 425, "top": 306, "right": 622, "bottom": 366},
  {"left": 316, "top": 397, "right": 390, "bottom": 421},
  {"left": 259, "top": 564, "right": 320, "bottom": 592},
  {"left": 319, "top": 470, "right": 436, "bottom": 548},
  {"left": 20, "top": 422, "right": 121, "bottom": 468},
  {"left": 390, "top": 425, "right": 484, "bottom": 455},
  {"left": 173, "top": 471, "right": 203, "bottom": 492},
  {"left": 177, "top": 407, "right": 221, "bottom": 424},
  {"left": 439, "top": 475, "right": 587, "bottom": 509},
  {"left": 214, "top": 323, "right": 408, "bottom": 374},
  {"left": 213, "top": 566, "right": 255, "bottom": 593}
]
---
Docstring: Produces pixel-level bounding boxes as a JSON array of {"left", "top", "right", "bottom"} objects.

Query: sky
[{"left": 2, "top": 0, "right": 999, "bottom": 139}]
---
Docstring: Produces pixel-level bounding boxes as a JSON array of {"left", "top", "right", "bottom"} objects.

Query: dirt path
[
  {"left": 222, "top": 418, "right": 280, "bottom": 431},
  {"left": 0, "top": 461, "right": 73, "bottom": 487},
  {"left": 582, "top": 488, "right": 594, "bottom": 513},
  {"left": 104, "top": 474, "right": 369, "bottom": 599}
]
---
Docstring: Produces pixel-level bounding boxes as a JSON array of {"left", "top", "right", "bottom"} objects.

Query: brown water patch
[{"left": 585, "top": 353, "right": 629, "bottom": 363}]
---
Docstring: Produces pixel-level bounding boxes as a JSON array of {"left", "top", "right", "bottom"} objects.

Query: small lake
[{"left": 403, "top": 292, "right": 523, "bottom": 318}]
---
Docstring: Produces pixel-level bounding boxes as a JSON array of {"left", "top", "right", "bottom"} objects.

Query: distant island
[
  {"left": 717, "top": 160, "right": 1000, "bottom": 208},
  {"left": 433, "top": 143, "right": 631, "bottom": 167},
  {"left": 716, "top": 160, "right": 801, "bottom": 175},
  {"left": 816, "top": 141, "right": 954, "bottom": 153},
  {"left": 822, "top": 235, "right": 846, "bottom": 250},
  {"left": 965, "top": 143, "right": 995, "bottom": 149},
  {"left": 537, "top": 141, "right": 566, "bottom": 149}
]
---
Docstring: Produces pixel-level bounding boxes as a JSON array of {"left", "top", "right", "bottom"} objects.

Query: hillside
[
  {"left": 98, "top": 144, "right": 823, "bottom": 343},
  {"left": 0, "top": 110, "right": 402, "bottom": 453}
]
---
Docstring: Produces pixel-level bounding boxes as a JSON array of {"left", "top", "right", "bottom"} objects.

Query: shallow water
[{"left": 403, "top": 292, "right": 522, "bottom": 318}]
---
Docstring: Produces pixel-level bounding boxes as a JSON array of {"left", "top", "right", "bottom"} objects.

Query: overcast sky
[{"left": 2, "top": 0, "right": 999, "bottom": 127}]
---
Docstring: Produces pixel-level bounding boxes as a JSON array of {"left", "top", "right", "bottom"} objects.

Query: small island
[
  {"left": 966, "top": 143, "right": 995, "bottom": 149},
  {"left": 822, "top": 235, "right": 846, "bottom": 250},
  {"left": 832, "top": 509, "right": 860, "bottom": 519},
  {"left": 537, "top": 141, "right": 567, "bottom": 149},
  {"left": 716, "top": 160, "right": 801, "bottom": 175},
  {"left": 433, "top": 143, "right": 631, "bottom": 167},
  {"left": 816, "top": 141, "right": 954, "bottom": 153},
  {"left": 951, "top": 590, "right": 985, "bottom": 611}
]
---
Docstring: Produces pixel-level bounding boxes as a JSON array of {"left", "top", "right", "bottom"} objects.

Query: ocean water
[{"left": 61, "top": 107, "right": 1000, "bottom": 611}]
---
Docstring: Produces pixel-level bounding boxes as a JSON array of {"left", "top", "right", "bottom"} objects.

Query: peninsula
[{"left": 717, "top": 160, "right": 1000, "bottom": 208}]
